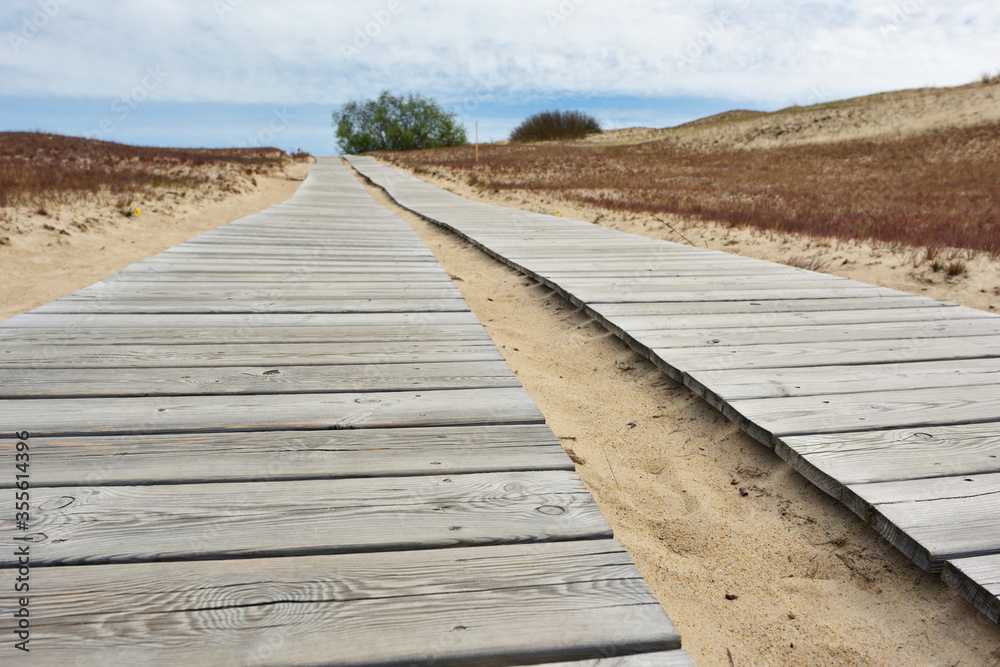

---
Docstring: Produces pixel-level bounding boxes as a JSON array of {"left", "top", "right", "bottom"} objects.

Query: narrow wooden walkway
[
  {"left": 347, "top": 155, "right": 1000, "bottom": 625},
  {"left": 0, "top": 157, "right": 691, "bottom": 665}
]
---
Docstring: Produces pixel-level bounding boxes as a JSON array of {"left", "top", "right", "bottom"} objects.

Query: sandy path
[
  {"left": 0, "top": 159, "right": 314, "bottom": 321},
  {"left": 348, "top": 162, "right": 1000, "bottom": 666}
]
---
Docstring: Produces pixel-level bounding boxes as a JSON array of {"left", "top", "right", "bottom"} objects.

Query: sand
[
  {"left": 0, "top": 158, "right": 314, "bottom": 321},
  {"left": 350, "top": 162, "right": 1000, "bottom": 666}
]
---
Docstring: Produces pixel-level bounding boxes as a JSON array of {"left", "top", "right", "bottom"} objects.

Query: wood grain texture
[
  {"left": 726, "top": 385, "right": 1000, "bottom": 445},
  {"left": 776, "top": 423, "right": 1000, "bottom": 500},
  {"left": 631, "top": 317, "right": 1000, "bottom": 351},
  {"left": 604, "top": 305, "right": 983, "bottom": 334},
  {"left": 28, "top": 296, "right": 470, "bottom": 314},
  {"left": 0, "top": 541, "right": 678, "bottom": 666},
  {"left": 0, "top": 340, "right": 504, "bottom": 368},
  {"left": 0, "top": 424, "right": 573, "bottom": 487},
  {"left": 69, "top": 285, "right": 463, "bottom": 299},
  {"left": 687, "top": 358, "right": 1000, "bottom": 408},
  {"left": 0, "top": 361, "right": 520, "bottom": 398},
  {"left": 589, "top": 296, "right": 945, "bottom": 317},
  {"left": 943, "top": 555, "right": 1000, "bottom": 623},
  {"left": 846, "top": 472, "right": 1000, "bottom": 571},
  {"left": 0, "top": 471, "right": 612, "bottom": 565},
  {"left": 0, "top": 310, "right": 482, "bottom": 330},
  {"left": 0, "top": 323, "right": 491, "bottom": 346},
  {"left": 0, "top": 387, "right": 545, "bottom": 436},
  {"left": 568, "top": 286, "right": 898, "bottom": 304},
  {"left": 653, "top": 334, "right": 1000, "bottom": 379}
]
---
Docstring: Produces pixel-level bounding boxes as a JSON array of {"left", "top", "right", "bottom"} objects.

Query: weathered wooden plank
[
  {"left": 605, "top": 305, "right": 984, "bottom": 334},
  {"left": 725, "top": 385, "right": 1000, "bottom": 445},
  {"left": 0, "top": 387, "right": 543, "bottom": 436},
  {"left": 0, "top": 424, "right": 572, "bottom": 487},
  {"left": 687, "top": 358, "right": 1000, "bottom": 408},
  {"left": 182, "top": 233, "right": 429, "bottom": 244},
  {"left": 943, "top": 555, "right": 1000, "bottom": 624},
  {"left": 631, "top": 317, "right": 1000, "bottom": 352},
  {"left": 65, "top": 287, "right": 464, "bottom": 301},
  {"left": 1, "top": 310, "right": 481, "bottom": 329},
  {"left": 183, "top": 236, "right": 427, "bottom": 244},
  {"left": 0, "top": 324, "right": 491, "bottom": 346},
  {"left": 130, "top": 259, "right": 444, "bottom": 271},
  {"left": 775, "top": 424, "right": 1000, "bottom": 501},
  {"left": 160, "top": 244, "right": 433, "bottom": 255},
  {"left": 653, "top": 334, "right": 1000, "bottom": 381},
  {"left": 846, "top": 473, "right": 1000, "bottom": 571},
  {"left": 542, "top": 265, "right": 806, "bottom": 276},
  {"left": 588, "top": 296, "right": 940, "bottom": 318},
  {"left": 80, "top": 280, "right": 459, "bottom": 292},
  {"left": 0, "top": 471, "right": 611, "bottom": 566},
  {"left": 133, "top": 255, "right": 443, "bottom": 265},
  {"left": 150, "top": 251, "right": 437, "bottom": 263},
  {"left": 0, "top": 341, "right": 503, "bottom": 367},
  {"left": 0, "top": 361, "right": 521, "bottom": 398},
  {"left": 101, "top": 272, "right": 450, "bottom": 284},
  {"left": 547, "top": 274, "right": 847, "bottom": 288},
  {"left": 564, "top": 286, "right": 899, "bottom": 304},
  {"left": 0, "top": 541, "right": 679, "bottom": 666},
  {"left": 29, "top": 297, "right": 470, "bottom": 315}
]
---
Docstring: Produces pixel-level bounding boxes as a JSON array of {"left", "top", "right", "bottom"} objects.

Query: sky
[{"left": 1, "top": 0, "right": 998, "bottom": 155}]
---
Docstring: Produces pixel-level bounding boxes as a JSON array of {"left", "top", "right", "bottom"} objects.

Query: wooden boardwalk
[
  {"left": 347, "top": 155, "right": 1000, "bottom": 625},
  {"left": 0, "top": 158, "right": 692, "bottom": 665}
]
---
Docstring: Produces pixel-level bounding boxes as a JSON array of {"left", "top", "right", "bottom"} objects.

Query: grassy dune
[
  {"left": 0, "top": 132, "right": 304, "bottom": 209},
  {"left": 377, "top": 82, "right": 1000, "bottom": 256},
  {"left": 0, "top": 132, "right": 309, "bottom": 244}
]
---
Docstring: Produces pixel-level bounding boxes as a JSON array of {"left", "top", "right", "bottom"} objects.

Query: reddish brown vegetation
[
  {"left": 0, "top": 132, "right": 294, "bottom": 207},
  {"left": 378, "top": 122, "right": 1000, "bottom": 255}
]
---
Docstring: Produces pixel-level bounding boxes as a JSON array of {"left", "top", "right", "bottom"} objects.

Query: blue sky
[{"left": 1, "top": 1, "right": 998, "bottom": 155}]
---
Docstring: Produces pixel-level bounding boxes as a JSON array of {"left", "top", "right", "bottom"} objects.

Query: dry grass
[
  {"left": 783, "top": 255, "right": 834, "bottom": 272},
  {"left": 0, "top": 132, "right": 311, "bottom": 244},
  {"left": 376, "top": 119, "right": 1000, "bottom": 256},
  {"left": 0, "top": 132, "right": 297, "bottom": 209}
]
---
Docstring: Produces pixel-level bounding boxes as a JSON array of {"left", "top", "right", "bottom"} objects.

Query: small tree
[
  {"left": 333, "top": 91, "right": 468, "bottom": 154},
  {"left": 509, "top": 110, "right": 601, "bottom": 142}
]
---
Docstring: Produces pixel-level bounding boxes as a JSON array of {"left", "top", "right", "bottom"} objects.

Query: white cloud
[{"left": 2, "top": 0, "right": 998, "bottom": 107}]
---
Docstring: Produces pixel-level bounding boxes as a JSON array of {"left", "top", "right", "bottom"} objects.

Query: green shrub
[
  {"left": 509, "top": 110, "right": 601, "bottom": 143},
  {"left": 333, "top": 91, "right": 467, "bottom": 154}
]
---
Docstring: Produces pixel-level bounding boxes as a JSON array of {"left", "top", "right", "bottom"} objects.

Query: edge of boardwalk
[{"left": 345, "top": 154, "right": 1000, "bottom": 626}]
